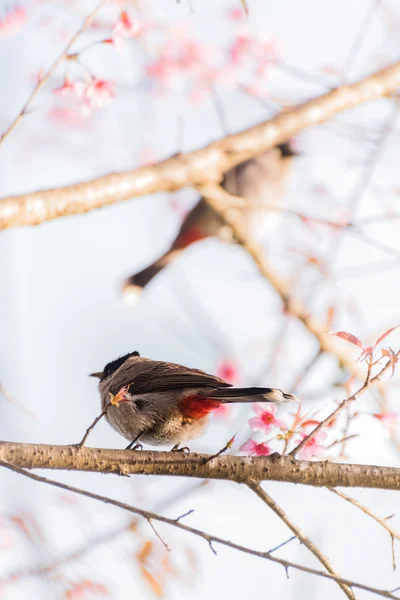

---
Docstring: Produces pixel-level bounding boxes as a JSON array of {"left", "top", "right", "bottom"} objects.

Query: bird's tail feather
[
  {"left": 122, "top": 249, "right": 182, "bottom": 299},
  {"left": 209, "top": 387, "right": 298, "bottom": 403}
]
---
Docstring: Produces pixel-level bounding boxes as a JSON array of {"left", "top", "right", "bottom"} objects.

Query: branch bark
[
  {"left": 1, "top": 61, "right": 400, "bottom": 230},
  {"left": 1, "top": 442, "right": 399, "bottom": 489}
]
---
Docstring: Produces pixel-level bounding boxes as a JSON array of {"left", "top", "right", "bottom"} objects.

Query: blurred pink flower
[
  {"left": 216, "top": 360, "right": 239, "bottom": 385},
  {"left": 0, "top": 6, "right": 25, "bottom": 39},
  {"left": 84, "top": 78, "right": 116, "bottom": 111},
  {"left": 213, "top": 403, "right": 232, "bottom": 420},
  {"left": 105, "top": 10, "right": 141, "bottom": 50},
  {"left": 47, "top": 106, "right": 87, "bottom": 129},
  {"left": 373, "top": 412, "right": 399, "bottom": 430},
  {"left": 240, "top": 439, "right": 272, "bottom": 456},
  {"left": 53, "top": 76, "right": 84, "bottom": 98},
  {"left": 249, "top": 403, "right": 283, "bottom": 434},
  {"left": 228, "top": 7, "right": 246, "bottom": 21},
  {"left": 298, "top": 430, "right": 327, "bottom": 460}
]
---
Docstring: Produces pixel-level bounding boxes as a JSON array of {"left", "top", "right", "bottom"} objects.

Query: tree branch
[
  {"left": 1, "top": 459, "right": 398, "bottom": 599},
  {"left": 248, "top": 482, "right": 356, "bottom": 600},
  {"left": 1, "top": 61, "right": 400, "bottom": 230},
  {"left": 0, "top": 442, "right": 399, "bottom": 489}
]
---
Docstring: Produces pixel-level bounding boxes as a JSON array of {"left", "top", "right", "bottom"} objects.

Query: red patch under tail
[
  {"left": 180, "top": 395, "right": 222, "bottom": 419},
  {"left": 175, "top": 227, "right": 208, "bottom": 250}
]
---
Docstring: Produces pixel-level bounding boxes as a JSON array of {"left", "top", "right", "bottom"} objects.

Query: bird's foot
[
  {"left": 171, "top": 444, "right": 190, "bottom": 453},
  {"left": 125, "top": 442, "right": 143, "bottom": 451}
]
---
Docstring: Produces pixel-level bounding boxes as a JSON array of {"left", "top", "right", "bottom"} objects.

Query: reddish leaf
[
  {"left": 300, "top": 419, "right": 321, "bottom": 429},
  {"left": 374, "top": 325, "right": 399, "bottom": 349},
  {"left": 137, "top": 540, "right": 153, "bottom": 564},
  {"left": 330, "top": 331, "right": 363, "bottom": 348},
  {"left": 382, "top": 348, "right": 399, "bottom": 377},
  {"left": 141, "top": 568, "right": 163, "bottom": 597},
  {"left": 357, "top": 346, "right": 373, "bottom": 363},
  {"left": 226, "top": 434, "right": 236, "bottom": 448}
]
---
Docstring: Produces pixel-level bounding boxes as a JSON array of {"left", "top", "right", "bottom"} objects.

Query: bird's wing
[{"left": 126, "top": 361, "right": 230, "bottom": 395}]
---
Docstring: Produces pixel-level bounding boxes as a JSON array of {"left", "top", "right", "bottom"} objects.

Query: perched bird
[
  {"left": 91, "top": 351, "right": 297, "bottom": 449},
  {"left": 123, "top": 142, "right": 296, "bottom": 302}
]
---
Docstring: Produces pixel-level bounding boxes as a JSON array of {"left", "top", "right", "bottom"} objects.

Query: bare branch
[
  {"left": 0, "top": 442, "right": 400, "bottom": 489},
  {"left": 330, "top": 487, "right": 400, "bottom": 570},
  {"left": 248, "top": 482, "right": 356, "bottom": 600},
  {"left": 2, "top": 61, "right": 400, "bottom": 230},
  {"left": 1, "top": 459, "right": 398, "bottom": 599},
  {"left": 77, "top": 405, "right": 109, "bottom": 448}
]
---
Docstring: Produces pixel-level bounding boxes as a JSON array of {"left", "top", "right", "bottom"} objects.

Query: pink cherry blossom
[
  {"left": 298, "top": 430, "right": 328, "bottom": 460},
  {"left": 0, "top": 6, "right": 25, "bottom": 39},
  {"left": 84, "top": 78, "right": 116, "bottom": 111},
  {"left": 240, "top": 439, "right": 272, "bottom": 456},
  {"left": 106, "top": 10, "right": 141, "bottom": 51},
  {"left": 53, "top": 76, "right": 84, "bottom": 98},
  {"left": 248, "top": 403, "right": 283, "bottom": 434}
]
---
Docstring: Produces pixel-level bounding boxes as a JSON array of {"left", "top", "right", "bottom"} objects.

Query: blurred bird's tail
[{"left": 122, "top": 248, "right": 181, "bottom": 304}]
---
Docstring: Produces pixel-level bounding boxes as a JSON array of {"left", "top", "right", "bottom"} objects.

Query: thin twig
[
  {"left": 248, "top": 482, "right": 356, "bottom": 600},
  {"left": 330, "top": 487, "right": 400, "bottom": 570},
  {"left": 1, "top": 460, "right": 398, "bottom": 599},
  {"left": 0, "top": 383, "right": 38, "bottom": 421},
  {"left": 202, "top": 435, "right": 236, "bottom": 464},
  {"left": 289, "top": 352, "right": 399, "bottom": 457},
  {"left": 0, "top": 0, "right": 108, "bottom": 147},
  {"left": 341, "top": 0, "right": 382, "bottom": 80},
  {"left": 268, "top": 535, "right": 297, "bottom": 554},
  {"left": 147, "top": 518, "right": 170, "bottom": 552},
  {"left": 77, "top": 404, "right": 109, "bottom": 448}
]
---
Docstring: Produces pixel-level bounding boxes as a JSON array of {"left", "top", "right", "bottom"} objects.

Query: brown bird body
[
  {"left": 92, "top": 352, "right": 297, "bottom": 448},
  {"left": 123, "top": 143, "right": 296, "bottom": 298}
]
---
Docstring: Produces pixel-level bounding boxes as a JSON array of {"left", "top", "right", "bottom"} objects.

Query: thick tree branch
[
  {"left": 1, "top": 460, "right": 398, "bottom": 599},
  {"left": 248, "top": 482, "right": 356, "bottom": 600},
  {"left": 1, "top": 61, "right": 400, "bottom": 230},
  {"left": 0, "top": 442, "right": 399, "bottom": 489}
]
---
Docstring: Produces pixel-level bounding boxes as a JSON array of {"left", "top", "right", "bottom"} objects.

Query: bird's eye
[{"left": 135, "top": 399, "right": 146, "bottom": 411}]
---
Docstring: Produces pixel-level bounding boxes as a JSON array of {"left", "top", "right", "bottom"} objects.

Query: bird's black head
[{"left": 93, "top": 351, "right": 140, "bottom": 381}]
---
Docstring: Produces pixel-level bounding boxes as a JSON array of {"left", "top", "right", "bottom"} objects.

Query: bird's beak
[{"left": 90, "top": 371, "right": 104, "bottom": 379}]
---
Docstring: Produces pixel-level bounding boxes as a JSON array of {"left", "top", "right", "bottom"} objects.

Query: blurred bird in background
[{"left": 122, "top": 142, "right": 296, "bottom": 301}]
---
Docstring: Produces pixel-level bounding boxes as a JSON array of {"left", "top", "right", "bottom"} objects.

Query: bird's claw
[
  {"left": 125, "top": 442, "right": 143, "bottom": 450},
  {"left": 171, "top": 444, "right": 190, "bottom": 453}
]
